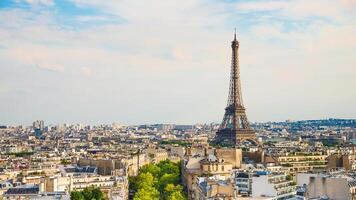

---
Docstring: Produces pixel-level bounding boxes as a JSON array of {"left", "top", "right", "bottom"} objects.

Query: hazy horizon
[
  {"left": 1, "top": 0, "right": 355, "bottom": 125},
  {"left": 4, "top": 117, "right": 356, "bottom": 127}
]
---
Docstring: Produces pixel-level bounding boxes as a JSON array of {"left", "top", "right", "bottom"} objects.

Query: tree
[
  {"left": 136, "top": 172, "right": 156, "bottom": 189},
  {"left": 70, "top": 186, "right": 106, "bottom": 200},
  {"left": 70, "top": 191, "right": 84, "bottom": 200},
  {"left": 157, "top": 160, "right": 180, "bottom": 176},
  {"left": 130, "top": 160, "right": 187, "bottom": 200},
  {"left": 61, "top": 159, "right": 71, "bottom": 166},
  {"left": 167, "top": 191, "right": 187, "bottom": 200},
  {"left": 163, "top": 184, "right": 185, "bottom": 199},
  {"left": 140, "top": 164, "right": 161, "bottom": 178},
  {"left": 159, "top": 173, "right": 179, "bottom": 191},
  {"left": 91, "top": 187, "right": 105, "bottom": 200},
  {"left": 133, "top": 187, "right": 160, "bottom": 200},
  {"left": 164, "top": 184, "right": 182, "bottom": 194},
  {"left": 129, "top": 176, "right": 139, "bottom": 192},
  {"left": 82, "top": 186, "right": 95, "bottom": 200}
]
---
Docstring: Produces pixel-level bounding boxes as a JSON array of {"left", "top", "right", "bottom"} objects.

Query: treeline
[
  {"left": 2, "top": 151, "right": 34, "bottom": 157},
  {"left": 129, "top": 160, "right": 187, "bottom": 200},
  {"left": 160, "top": 140, "right": 191, "bottom": 147}
]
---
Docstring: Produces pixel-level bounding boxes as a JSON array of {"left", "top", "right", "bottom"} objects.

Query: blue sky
[{"left": 0, "top": 0, "right": 355, "bottom": 125}]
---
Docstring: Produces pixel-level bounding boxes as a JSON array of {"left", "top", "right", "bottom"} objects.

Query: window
[{"left": 221, "top": 166, "right": 225, "bottom": 171}]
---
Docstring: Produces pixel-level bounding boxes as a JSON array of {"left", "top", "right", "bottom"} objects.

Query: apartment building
[
  {"left": 191, "top": 176, "right": 237, "bottom": 200},
  {"left": 265, "top": 153, "right": 328, "bottom": 174},
  {"left": 252, "top": 171, "right": 297, "bottom": 200}
]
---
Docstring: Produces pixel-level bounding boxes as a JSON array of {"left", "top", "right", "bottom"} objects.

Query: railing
[{"left": 276, "top": 185, "right": 297, "bottom": 196}]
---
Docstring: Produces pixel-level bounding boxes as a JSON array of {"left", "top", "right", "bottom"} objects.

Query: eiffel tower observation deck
[{"left": 215, "top": 32, "right": 259, "bottom": 147}]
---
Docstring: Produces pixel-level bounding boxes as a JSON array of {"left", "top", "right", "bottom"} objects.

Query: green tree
[
  {"left": 157, "top": 160, "right": 180, "bottom": 176},
  {"left": 133, "top": 187, "right": 160, "bottom": 200},
  {"left": 163, "top": 184, "right": 185, "bottom": 199},
  {"left": 140, "top": 164, "right": 161, "bottom": 178},
  {"left": 82, "top": 186, "right": 95, "bottom": 200},
  {"left": 70, "top": 186, "right": 106, "bottom": 200},
  {"left": 91, "top": 187, "right": 105, "bottom": 199},
  {"left": 159, "top": 173, "right": 179, "bottom": 191},
  {"left": 136, "top": 172, "right": 156, "bottom": 189},
  {"left": 164, "top": 184, "right": 182, "bottom": 194},
  {"left": 167, "top": 191, "right": 187, "bottom": 200},
  {"left": 70, "top": 191, "right": 84, "bottom": 200},
  {"left": 129, "top": 176, "right": 139, "bottom": 192},
  {"left": 61, "top": 159, "right": 71, "bottom": 166},
  {"left": 130, "top": 160, "right": 187, "bottom": 200}
]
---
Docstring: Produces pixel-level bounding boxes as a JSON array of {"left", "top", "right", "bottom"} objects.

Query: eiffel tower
[{"left": 215, "top": 32, "right": 259, "bottom": 146}]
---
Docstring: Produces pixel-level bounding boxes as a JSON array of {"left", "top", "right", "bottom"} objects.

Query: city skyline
[{"left": 1, "top": 0, "right": 355, "bottom": 125}]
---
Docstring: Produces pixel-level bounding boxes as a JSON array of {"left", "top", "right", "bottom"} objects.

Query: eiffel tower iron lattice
[{"left": 215, "top": 33, "right": 259, "bottom": 146}]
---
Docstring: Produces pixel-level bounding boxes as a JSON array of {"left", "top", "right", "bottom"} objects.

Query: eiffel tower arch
[{"left": 215, "top": 33, "right": 260, "bottom": 147}]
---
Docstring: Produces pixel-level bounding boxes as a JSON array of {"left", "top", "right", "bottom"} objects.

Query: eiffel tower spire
[{"left": 215, "top": 32, "right": 259, "bottom": 146}]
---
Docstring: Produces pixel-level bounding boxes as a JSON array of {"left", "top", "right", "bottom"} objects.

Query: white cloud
[
  {"left": 81, "top": 67, "right": 92, "bottom": 77},
  {"left": 235, "top": 0, "right": 355, "bottom": 20},
  {"left": 0, "top": 0, "right": 355, "bottom": 124},
  {"left": 37, "top": 63, "right": 64, "bottom": 72}
]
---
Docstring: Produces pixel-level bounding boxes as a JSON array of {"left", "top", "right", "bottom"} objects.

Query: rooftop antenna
[{"left": 234, "top": 28, "right": 237, "bottom": 40}]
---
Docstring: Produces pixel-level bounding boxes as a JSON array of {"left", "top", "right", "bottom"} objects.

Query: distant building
[
  {"left": 174, "top": 125, "right": 194, "bottom": 131},
  {"left": 146, "top": 148, "right": 168, "bottom": 164},
  {"left": 33, "top": 120, "right": 44, "bottom": 130},
  {"left": 327, "top": 154, "right": 356, "bottom": 171},
  {"left": 34, "top": 128, "right": 43, "bottom": 139},
  {"left": 347, "top": 131, "right": 356, "bottom": 143}
]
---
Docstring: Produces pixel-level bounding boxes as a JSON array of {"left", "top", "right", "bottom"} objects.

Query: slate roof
[{"left": 5, "top": 185, "right": 39, "bottom": 195}]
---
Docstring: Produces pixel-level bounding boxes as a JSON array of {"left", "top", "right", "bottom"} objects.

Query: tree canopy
[
  {"left": 70, "top": 186, "right": 107, "bottom": 200},
  {"left": 130, "top": 160, "right": 187, "bottom": 200}
]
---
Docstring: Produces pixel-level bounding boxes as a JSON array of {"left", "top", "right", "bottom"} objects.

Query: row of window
[{"left": 204, "top": 165, "right": 225, "bottom": 171}]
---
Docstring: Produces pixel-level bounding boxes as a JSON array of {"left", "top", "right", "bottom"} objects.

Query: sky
[{"left": 0, "top": 0, "right": 355, "bottom": 126}]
